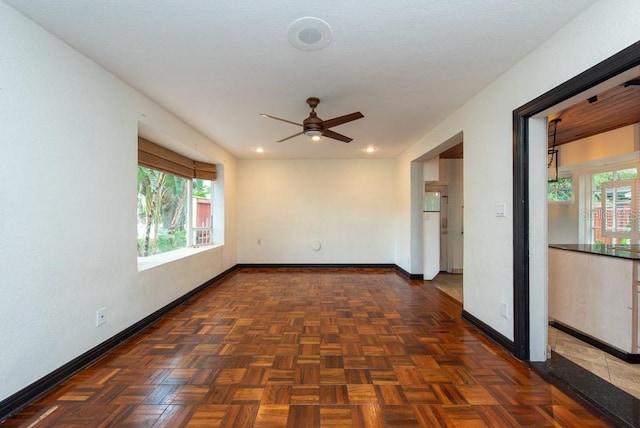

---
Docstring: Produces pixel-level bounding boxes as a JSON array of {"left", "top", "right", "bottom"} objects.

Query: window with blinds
[{"left": 137, "top": 138, "right": 217, "bottom": 257}]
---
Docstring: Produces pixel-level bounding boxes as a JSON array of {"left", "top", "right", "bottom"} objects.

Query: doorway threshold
[{"left": 531, "top": 351, "right": 640, "bottom": 428}]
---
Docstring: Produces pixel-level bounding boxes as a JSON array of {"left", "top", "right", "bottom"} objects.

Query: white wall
[
  {"left": 394, "top": 0, "right": 640, "bottom": 358},
  {"left": 548, "top": 200, "right": 580, "bottom": 244},
  {"left": 237, "top": 159, "right": 395, "bottom": 263},
  {"left": 560, "top": 125, "right": 637, "bottom": 167},
  {"left": 0, "top": 3, "right": 237, "bottom": 402}
]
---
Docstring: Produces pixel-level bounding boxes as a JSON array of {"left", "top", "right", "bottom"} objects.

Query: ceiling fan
[{"left": 260, "top": 97, "right": 364, "bottom": 143}]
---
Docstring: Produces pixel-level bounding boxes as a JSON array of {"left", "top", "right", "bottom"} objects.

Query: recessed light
[
  {"left": 364, "top": 146, "right": 377, "bottom": 153},
  {"left": 255, "top": 147, "right": 265, "bottom": 153}
]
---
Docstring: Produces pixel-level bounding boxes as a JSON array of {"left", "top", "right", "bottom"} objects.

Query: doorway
[
  {"left": 512, "top": 41, "right": 640, "bottom": 362},
  {"left": 543, "top": 77, "right": 640, "bottom": 399},
  {"left": 420, "top": 141, "right": 464, "bottom": 284},
  {"left": 425, "top": 184, "right": 448, "bottom": 271},
  {"left": 512, "top": 41, "right": 640, "bottom": 424}
]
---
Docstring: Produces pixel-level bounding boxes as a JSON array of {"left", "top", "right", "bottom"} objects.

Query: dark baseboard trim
[
  {"left": 550, "top": 320, "right": 640, "bottom": 364},
  {"left": 0, "top": 265, "right": 237, "bottom": 421},
  {"left": 462, "top": 310, "right": 514, "bottom": 354},
  {"left": 236, "top": 263, "right": 396, "bottom": 270},
  {"left": 531, "top": 351, "right": 640, "bottom": 428},
  {"left": 236, "top": 263, "right": 424, "bottom": 280},
  {"left": 394, "top": 265, "right": 423, "bottom": 280}
]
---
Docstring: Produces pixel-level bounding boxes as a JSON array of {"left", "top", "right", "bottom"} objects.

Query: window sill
[{"left": 137, "top": 244, "right": 221, "bottom": 271}]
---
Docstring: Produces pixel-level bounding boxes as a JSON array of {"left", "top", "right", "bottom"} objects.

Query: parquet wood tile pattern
[{"left": 2, "top": 268, "right": 612, "bottom": 427}]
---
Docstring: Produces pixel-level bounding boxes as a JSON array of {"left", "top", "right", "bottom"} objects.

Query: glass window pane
[
  {"left": 192, "top": 179, "right": 213, "bottom": 246},
  {"left": 137, "top": 166, "right": 189, "bottom": 257},
  {"left": 592, "top": 171, "right": 614, "bottom": 192},
  {"left": 548, "top": 177, "right": 573, "bottom": 202},
  {"left": 615, "top": 168, "right": 637, "bottom": 180}
]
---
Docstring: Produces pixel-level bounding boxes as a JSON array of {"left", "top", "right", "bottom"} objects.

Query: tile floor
[
  {"left": 429, "top": 272, "right": 640, "bottom": 400},
  {"left": 549, "top": 326, "right": 640, "bottom": 399},
  {"left": 429, "top": 272, "right": 463, "bottom": 303}
]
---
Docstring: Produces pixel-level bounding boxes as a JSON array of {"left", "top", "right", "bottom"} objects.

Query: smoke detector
[{"left": 287, "top": 17, "right": 332, "bottom": 51}]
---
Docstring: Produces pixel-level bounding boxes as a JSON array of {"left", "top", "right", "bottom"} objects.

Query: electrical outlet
[
  {"left": 500, "top": 302, "right": 509, "bottom": 319},
  {"left": 96, "top": 307, "right": 106, "bottom": 326}
]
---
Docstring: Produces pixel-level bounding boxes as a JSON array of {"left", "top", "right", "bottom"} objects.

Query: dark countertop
[{"left": 549, "top": 243, "right": 640, "bottom": 260}]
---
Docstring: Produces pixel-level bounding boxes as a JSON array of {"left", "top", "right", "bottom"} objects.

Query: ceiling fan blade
[
  {"left": 277, "top": 131, "right": 304, "bottom": 143},
  {"left": 323, "top": 129, "right": 352, "bottom": 143},
  {"left": 260, "top": 113, "right": 303, "bottom": 127},
  {"left": 322, "top": 112, "right": 364, "bottom": 129}
]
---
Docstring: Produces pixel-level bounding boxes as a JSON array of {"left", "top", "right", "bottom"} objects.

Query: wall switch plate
[
  {"left": 96, "top": 307, "right": 106, "bottom": 326},
  {"left": 500, "top": 302, "right": 509, "bottom": 319},
  {"left": 495, "top": 203, "right": 506, "bottom": 217}
]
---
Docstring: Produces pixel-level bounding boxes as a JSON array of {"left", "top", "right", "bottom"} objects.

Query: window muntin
[{"left": 137, "top": 166, "right": 213, "bottom": 257}]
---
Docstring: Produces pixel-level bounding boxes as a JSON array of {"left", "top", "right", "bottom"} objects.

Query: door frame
[{"left": 512, "top": 41, "right": 640, "bottom": 360}]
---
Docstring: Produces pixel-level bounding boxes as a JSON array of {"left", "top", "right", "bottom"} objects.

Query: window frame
[
  {"left": 583, "top": 163, "right": 639, "bottom": 245},
  {"left": 136, "top": 137, "right": 219, "bottom": 269}
]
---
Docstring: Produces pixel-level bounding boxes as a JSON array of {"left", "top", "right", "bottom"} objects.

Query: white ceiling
[{"left": 5, "top": 0, "right": 597, "bottom": 159}]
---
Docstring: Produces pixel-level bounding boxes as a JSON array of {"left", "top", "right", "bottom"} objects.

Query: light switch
[{"left": 495, "top": 203, "right": 506, "bottom": 217}]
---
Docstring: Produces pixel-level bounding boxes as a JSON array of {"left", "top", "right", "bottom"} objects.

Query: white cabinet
[{"left": 549, "top": 247, "right": 638, "bottom": 353}]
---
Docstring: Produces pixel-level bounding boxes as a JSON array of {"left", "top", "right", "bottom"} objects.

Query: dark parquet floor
[{"left": 1, "top": 268, "right": 612, "bottom": 427}]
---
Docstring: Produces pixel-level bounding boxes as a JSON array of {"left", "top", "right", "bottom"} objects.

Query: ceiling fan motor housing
[
  {"left": 303, "top": 112, "right": 324, "bottom": 134},
  {"left": 304, "top": 97, "right": 324, "bottom": 134}
]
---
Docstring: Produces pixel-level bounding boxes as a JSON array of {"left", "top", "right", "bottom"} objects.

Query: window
[
  {"left": 547, "top": 176, "right": 573, "bottom": 202},
  {"left": 590, "top": 167, "right": 638, "bottom": 245},
  {"left": 137, "top": 138, "right": 216, "bottom": 258},
  {"left": 192, "top": 179, "right": 213, "bottom": 246},
  {"left": 601, "top": 180, "right": 634, "bottom": 238}
]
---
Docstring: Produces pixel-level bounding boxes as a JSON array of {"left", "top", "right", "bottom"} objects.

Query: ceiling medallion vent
[{"left": 287, "top": 17, "right": 332, "bottom": 51}]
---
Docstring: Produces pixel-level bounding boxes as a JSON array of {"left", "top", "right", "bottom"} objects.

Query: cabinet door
[{"left": 549, "top": 249, "right": 634, "bottom": 352}]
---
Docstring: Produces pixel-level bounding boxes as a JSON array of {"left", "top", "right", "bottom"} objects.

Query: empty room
[{"left": 1, "top": 1, "right": 640, "bottom": 426}]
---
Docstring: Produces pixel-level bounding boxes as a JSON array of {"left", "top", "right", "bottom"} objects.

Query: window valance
[{"left": 138, "top": 137, "right": 217, "bottom": 180}]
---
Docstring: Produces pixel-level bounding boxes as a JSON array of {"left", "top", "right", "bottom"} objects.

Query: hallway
[{"left": 2, "top": 268, "right": 609, "bottom": 427}]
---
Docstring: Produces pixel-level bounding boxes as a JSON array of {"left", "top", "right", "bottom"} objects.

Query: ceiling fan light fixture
[{"left": 305, "top": 129, "right": 323, "bottom": 141}]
